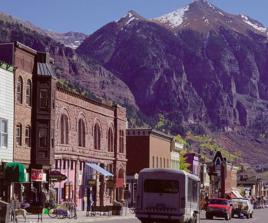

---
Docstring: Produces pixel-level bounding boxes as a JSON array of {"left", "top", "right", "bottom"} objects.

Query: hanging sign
[{"left": 31, "top": 169, "right": 43, "bottom": 181}]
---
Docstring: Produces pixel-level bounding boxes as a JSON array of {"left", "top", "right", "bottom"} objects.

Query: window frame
[
  {"left": 26, "top": 79, "right": 32, "bottom": 106},
  {"left": 0, "top": 118, "right": 8, "bottom": 148},
  {"left": 39, "top": 127, "right": 48, "bottom": 148},
  {"left": 94, "top": 124, "right": 101, "bottom": 150},
  {"left": 16, "top": 76, "right": 23, "bottom": 104},
  {"left": 25, "top": 125, "right": 31, "bottom": 147},
  {"left": 78, "top": 119, "right": 86, "bottom": 147},
  {"left": 60, "top": 114, "right": 69, "bottom": 144},
  {"left": 119, "top": 130, "right": 124, "bottom": 153},
  {"left": 16, "top": 123, "right": 22, "bottom": 146},
  {"left": 108, "top": 128, "right": 114, "bottom": 152}
]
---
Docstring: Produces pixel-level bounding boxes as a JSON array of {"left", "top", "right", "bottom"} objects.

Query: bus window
[
  {"left": 144, "top": 179, "right": 179, "bottom": 194},
  {"left": 188, "top": 179, "right": 198, "bottom": 202}
]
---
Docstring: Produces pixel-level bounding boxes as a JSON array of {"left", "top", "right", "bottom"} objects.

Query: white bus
[{"left": 135, "top": 168, "right": 200, "bottom": 223}]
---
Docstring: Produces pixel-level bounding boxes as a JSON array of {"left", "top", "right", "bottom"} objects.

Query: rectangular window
[
  {"left": 25, "top": 126, "right": 31, "bottom": 147},
  {"left": 144, "top": 179, "right": 179, "bottom": 194},
  {"left": 40, "top": 89, "right": 49, "bottom": 109},
  {"left": 39, "top": 128, "right": 48, "bottom": 147},
  {"left": 16, "top": 124, "right": 22, "bottom": 146},
  {"left": 0, "top": 119, "right": 8, "bottom": 148}
]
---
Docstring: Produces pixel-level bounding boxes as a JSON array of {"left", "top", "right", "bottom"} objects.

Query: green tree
[{"left": 179, "top": 150, "right": 190, "bottom": 172}]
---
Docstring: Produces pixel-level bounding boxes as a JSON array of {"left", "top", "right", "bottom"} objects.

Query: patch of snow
[
  {"left": 65, "top": 40, "right": 82, "bottom": 49},
  {"left": 124, "top": 11, "right": 139, "bottom": 25},
  {"left": 207, "top": 2, "right": 215, "bottom": 10},
  {"left": 154, "top": 5, "right": 189, "bottom": 28},
  {"left": 241, "top": 14, "right": 267, "bottom": 33},
  {"left": 218, "top": 11, "right": 224, "bottom": 16},
  {"left": 126, "top": 16, "right": 137, "bottom": 25},
  {"left": 202, "top": 16, "right": 209, "bottom": 24}
]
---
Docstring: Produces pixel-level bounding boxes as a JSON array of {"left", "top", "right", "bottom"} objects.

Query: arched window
[
  {"left": 108, "top": 128, "right": 114, "bottom": 152},
  {"left": 78, "top": 119, "right": 85, "bottom": 147},
  {"left": 26, "top": 80, "right": 32, "bottom": 106},
  {"left": 25, "top": 125, "right": 31, "bottom": 147},
  {"left": 119, "top": 130, "right": 124, "bottom": 153},
  {"left": 16, "top": 123, "right": 22, "bottom": 146},
  {"left": 60, "top": 114, "right": 69, "bottom": 144},
  {"left": 94, "top": 124, "right": 101, "bottom": 150},
  {"left": 17, "top": 76, "right": 23, "bottom": 104}
]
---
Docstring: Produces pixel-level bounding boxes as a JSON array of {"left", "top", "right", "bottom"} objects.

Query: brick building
[
  {"left": 126, "top": 128, "right": 173, "bottom": 176},
  {"left": 53, "top": 87, "right": 127, "bottom": 210},
  {"left": 126, "top": 129, "right": 173, "bottom": 207},
  {"left": 0, "top": 42, "right": 56, "bottom": 201},
  {"left": 0, "top": 42, "right": 127, "bottom": 209},
  {"left": 208, "top": 151, "right": 239, "bottom": 198}
]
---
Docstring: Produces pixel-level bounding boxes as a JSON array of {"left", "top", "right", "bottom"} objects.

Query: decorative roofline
[
  {"left": 0, "top": 60, "right": 14, "bottom": 72},
  {"left": 127, "top": 128, "right": 174, "bottom": 140},
  {"left": 56, "top": 83, "right": 117, "bottom": 111}
]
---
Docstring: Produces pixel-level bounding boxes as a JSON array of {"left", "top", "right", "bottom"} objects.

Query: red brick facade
[
  {"left": 13, "top": 45, "right": 36, "bottom": 166},
  {"left": 54, "top": 87, "right": 127, "bottom": 209}
]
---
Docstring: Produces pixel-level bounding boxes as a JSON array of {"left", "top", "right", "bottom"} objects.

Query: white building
[
  {"left": 0, "top": 63, "right": 14, "bottom": 163},
  {"left": 170, "top": 141, "right": 184, "bottom": 170}
]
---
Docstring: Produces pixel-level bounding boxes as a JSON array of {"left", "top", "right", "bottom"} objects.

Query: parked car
[
  {"left": 206, "top": 198, "right": 233, "bottom": 220},
  {"left": 231, "top": 198, "right": 253, "bottom": 219}
]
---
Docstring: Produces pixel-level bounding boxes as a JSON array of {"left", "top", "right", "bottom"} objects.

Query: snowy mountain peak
[
  {"left": 240, "top": 14, "right": 267, "bottom": 34},
  {"left": 153, "top": 5, "right": 189, "bottom": 28},
  {"left": 118, "top": 10, "right": 144, "bottom": 25}
]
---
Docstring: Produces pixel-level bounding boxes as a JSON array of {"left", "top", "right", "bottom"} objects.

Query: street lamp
[{"left": 134, "top": 173, "right": 139, "bottom": 180}]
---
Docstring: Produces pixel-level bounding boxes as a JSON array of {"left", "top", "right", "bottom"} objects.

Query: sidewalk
[{"left": 16, "top": 209, "right": 135, "bottom": 223}]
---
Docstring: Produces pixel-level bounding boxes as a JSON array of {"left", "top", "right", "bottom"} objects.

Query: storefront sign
[
  {"left": 49, "top": 170, "right": 67, "bottom": 182},
  {"left": 87, "top": 179, "right": 96, "bottom": 186},
  {"left": 106, "top": 179, "right": 114, "bottom": 189},
  {"left": 31, "top": 169, "right": 43, "bottom": 182}
]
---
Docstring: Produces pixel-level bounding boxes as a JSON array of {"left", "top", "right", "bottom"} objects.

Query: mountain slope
[
  {"left": 77, "top": 0, "right": 268, "bottom": 135},
  {"left": 0, "top": 12, "right": 137, "bottom": 110}
]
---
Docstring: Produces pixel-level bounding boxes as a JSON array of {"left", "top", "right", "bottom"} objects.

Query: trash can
[{"left": 0, "top": 200, "right": 10, "bottom": 223}]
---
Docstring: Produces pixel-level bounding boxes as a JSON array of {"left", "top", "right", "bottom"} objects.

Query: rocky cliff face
[
  {"left": 77, "top": 0, "right": 268, "bottom": 134},
  {"left": 0, "top": 12, "right": 137, "bottom": 109}
]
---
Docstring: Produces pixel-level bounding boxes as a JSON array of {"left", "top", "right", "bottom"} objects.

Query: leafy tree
[{"left": 179, "top": 150, "right": 190, "bottom": 172}]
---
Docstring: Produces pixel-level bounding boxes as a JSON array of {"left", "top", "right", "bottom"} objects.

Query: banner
[{"left": 31, "top": 169, "right": 43, "bottom": 181}]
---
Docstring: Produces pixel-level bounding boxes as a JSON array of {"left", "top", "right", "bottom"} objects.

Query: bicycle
[{"left": 48, "top": 201, "right": 77, "bottom": 219}]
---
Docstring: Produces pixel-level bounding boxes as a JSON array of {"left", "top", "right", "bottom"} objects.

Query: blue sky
[{"left": 1, "top": 0, "right": 268, "bottom": 34}]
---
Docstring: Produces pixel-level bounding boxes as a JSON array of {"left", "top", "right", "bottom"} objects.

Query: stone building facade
[{"left": 54, "top": 87, "right": 127, "bottom": 210}]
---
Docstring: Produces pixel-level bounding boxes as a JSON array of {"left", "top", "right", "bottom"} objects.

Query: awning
[
  {"left": 226, "top": 189, "right": 243, "bottom": 199},
  {"left": 86, "top": 163, "right": 113, "bottom": 177},
  {"left": 232, "top": 190, "right": 243, "bottom": 198},
  {"left": 4, "top": 162, "right": 26, "bottom": 183}
]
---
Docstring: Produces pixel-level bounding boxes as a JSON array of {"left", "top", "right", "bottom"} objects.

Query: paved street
[
  {"left": 199, "top": 209, "right": 267, "bottom": 223},
  {"left": 15, "top": 208, "right": 268, "bottom": 223}
]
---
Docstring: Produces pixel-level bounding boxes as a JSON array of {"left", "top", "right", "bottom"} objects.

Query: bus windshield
[{"left": 144, "top": 179, "right": 179, "bottom": 194}]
